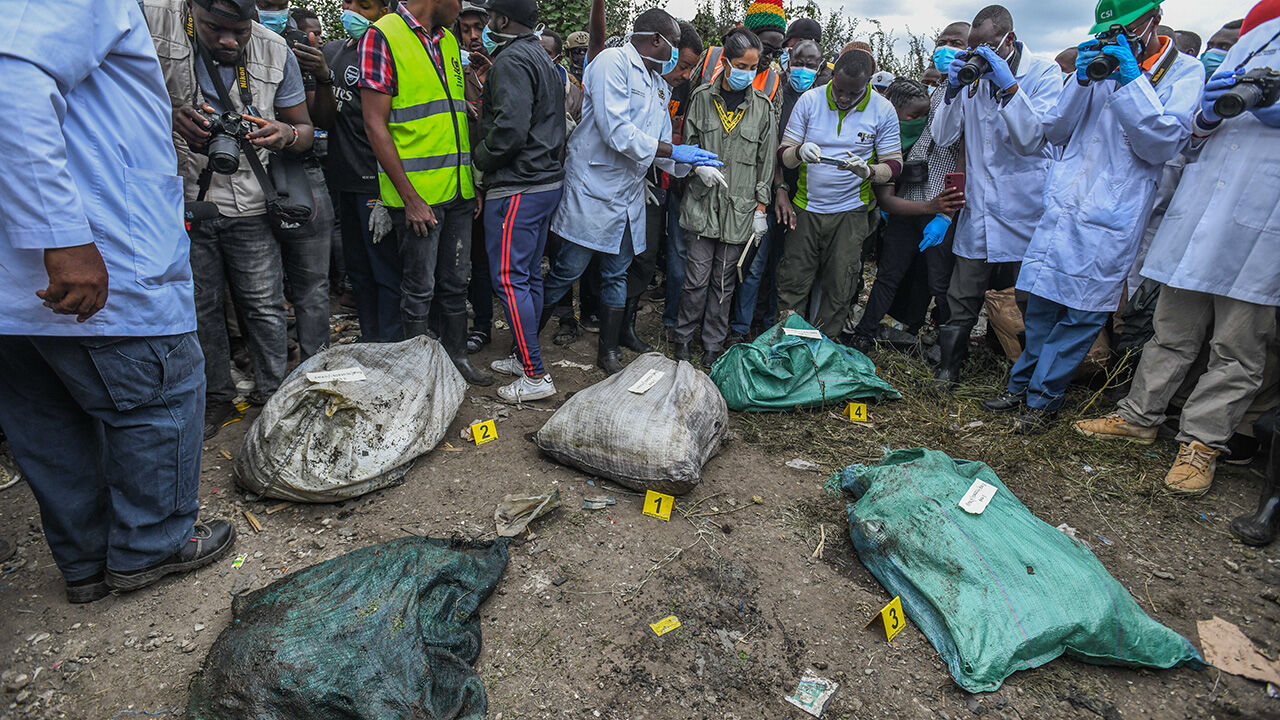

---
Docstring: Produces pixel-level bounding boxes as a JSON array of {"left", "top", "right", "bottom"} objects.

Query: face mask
[
  {"left": 341, "top": 9, "right": 372, "bottom": 40},
  {"left": 258, "top": 8, "right": 289, "bottom": 34},
  {"left": 779, "top": 48, "right": 790, "bottom": 72},
  {"left": 482, "top": 25, "right": 519, "bottom": 55},
  {"left": 630, "top": 32, "right": 679, "bottom": 75},
  {"left": 726, "top": 66, "right": 754, "bottom": 90},
  {"left": 933, "top": 46, "right": 960, "bottom": 72},
  {"left": 789, "top": 66, "right": 816, "bottom": 92},
  {"left": 1201, "top": 47, "right": 1227, "bottom": 77},
  {"left": 899, "top": 116, "right": 927, "bottom": 152}
]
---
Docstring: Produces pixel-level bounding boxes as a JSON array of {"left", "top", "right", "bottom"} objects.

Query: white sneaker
[
  {"left": 498, "top": 373, "right": 556, "bottom": 402},
  {"left": 490, "top": 355, "right": 524, "bottom": 376}
]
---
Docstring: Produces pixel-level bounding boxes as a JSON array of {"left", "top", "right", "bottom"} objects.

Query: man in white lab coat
[
  {"left": 1076, "top": 6, "right": 1280, "bottom": 501},
  {"left": 545, "top": 8, "right": 719, "bottom": 375},
  {"left": 981, "top": 0, "right": 1203, "bottom": 434},
  {"left": 928, "top": 4, "right": 1063, "bottom": 391}
]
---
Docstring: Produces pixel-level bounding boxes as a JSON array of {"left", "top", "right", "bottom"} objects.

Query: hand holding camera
[
  {"left": 1211, "top": 68, "right": 1280, "bottom": 124},
  {"left": 1081, "top": 30, "right": 1140, "bottom": 85},
  {"left": 971, "top": 46, "right": 1017, "bottom": 92}
]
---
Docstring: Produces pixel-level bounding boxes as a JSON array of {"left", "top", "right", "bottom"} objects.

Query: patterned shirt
[
  {"left": 356, "top": 3, "right": 445, "bottom": 96},
  {"left": 902, "top": 89, "right": 960, "bottom": 203}
]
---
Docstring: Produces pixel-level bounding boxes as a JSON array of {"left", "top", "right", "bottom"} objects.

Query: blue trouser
[
  {"left": 0, "top": 334, "right": 203, "bottom": 582},
  {"left": 663, "top": 187, "right": 687, "bottom": 327},
  {"left": 337, "top": 191, "right": 403, "bottom": 343},
  {"left": 485, "top": 188, "right": 562, "bottom": 377},
  {"left": 544, "top": 221, "right": 636, "bottom": 310},
  {"left": 730, "top": 209, "right": 779, "bottom": 334},
  {"left": 1008, "top": 293, "right": 1109, "bottom": 411}
]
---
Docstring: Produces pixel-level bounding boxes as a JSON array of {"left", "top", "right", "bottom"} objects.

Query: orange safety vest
[{"left": 697, "top": 46, "right": 780, "bottom": 101}]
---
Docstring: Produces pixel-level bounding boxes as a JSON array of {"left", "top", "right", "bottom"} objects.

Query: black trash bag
[{"left": 188, "top": 537, "right": 508, "bottom": 720}]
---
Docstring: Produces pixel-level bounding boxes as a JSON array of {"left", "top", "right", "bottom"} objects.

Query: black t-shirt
[
  {"left": 323, "top": 39, "right": 378, "bottom": 194},
  {"left": 719, "top": 86, "right": 747, "bottom": 113}
]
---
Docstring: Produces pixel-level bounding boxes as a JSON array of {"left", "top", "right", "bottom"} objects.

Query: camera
[
  {"left": 1085, "top": 27, "right": 1126, "bottom": 82},
  {"left": 955, "top": 51, "right": 991, "bottom": 86},
  {"left": 198, "top": 109, "right": 253, "bottom": 175},
  {"left": 1214, "top": 67, "right": 1280, "bottom": 119}
]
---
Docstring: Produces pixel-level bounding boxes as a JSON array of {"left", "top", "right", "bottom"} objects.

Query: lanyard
[
  {"left": 1235, "top": 26, "right": 1280, "bottom": 71},
  {"left": 185, "top": 13, "right": 255, "bottom": 111}
]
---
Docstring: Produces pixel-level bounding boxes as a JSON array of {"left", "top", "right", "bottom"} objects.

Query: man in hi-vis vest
[{"left": 359, "top": 0, "right": 492, "bottom": 385}]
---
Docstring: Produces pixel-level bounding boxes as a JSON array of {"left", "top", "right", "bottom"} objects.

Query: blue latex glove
[
  {"left": 947, "top": 56, "right": 966, "bottom": 88},
  {"left": 1250, "top": 88, "right": 1280, "bottom": 127},
  {"left": 670, "top": 143, "right": 723, "bottom": 167},
  {"left": 1102, "top": 34, "right": 1141, "bottom": 86},
  {"left": 918, "top": 214, "right": 951, "bottom": 252},
  {"left": 879, "top": 210, "right": 889, "bottom": 225},
  {"left": 973, "top": 45, "right": 1016, "bottom": 91},
  {"left": 1076, "top": 39, "right": 1100, "bottom": 83},
  {"left": 1200, "top": 70, "right": 1239, "bottom": 124}
]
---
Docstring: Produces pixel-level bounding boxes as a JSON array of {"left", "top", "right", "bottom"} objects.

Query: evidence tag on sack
[
  {"left": 865, "top": 596, "right": 907, "bottom": 642},
  {"left": 628, "top": 369, "right": 665, "bottom": 394},
  {"left": 843, "top": 402, "right": 868, "bottom": 422},
  {"left": 782, "top": 326, "right": 822, "bottom": 339},
  {"left": 470, "top": 419, "right": 497, "bottom": 445},
  {"left": 649, "top": 615, "right": 681, "bottom": 636},
  {"left": 642, "top": 489, "right": 674, "bottom": 521},
  {"left": 305, "top": 367, "right": 367, "bottom": 383},
  {"left": 958, "top": 479, "right": 997, "bottom": 515}
]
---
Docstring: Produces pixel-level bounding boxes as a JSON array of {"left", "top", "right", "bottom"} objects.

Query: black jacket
[{"left": 472, "top": 34, "right": 566, "bottom": 191}]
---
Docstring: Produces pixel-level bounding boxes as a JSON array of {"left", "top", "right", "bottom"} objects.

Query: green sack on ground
[
  {"left": 709, "top": 314, "right": 899, "bottom": 412},
  {"left": 188, "top": 537, "right": 507, "bottom": 720},
  {"left": 835, "top": 448, "right": 1204, "bottom": 693}
]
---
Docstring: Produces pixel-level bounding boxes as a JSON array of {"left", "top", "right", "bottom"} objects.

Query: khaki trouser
[
  {"left": 776, "top": 206, "right": 870, "bottom": 337},
  {"left": 1118, "top": 286, "right": 1278, "bottom": 450}
]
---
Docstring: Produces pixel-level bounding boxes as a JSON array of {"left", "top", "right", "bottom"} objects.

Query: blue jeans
[
  {"left": 0, "top": 334, "right": 203, "bottom": 581},
  {"left": 189, "top": 214, "right": 288, "bottom": 404},
  {"left": 1008, "top": 293, "right": 1109, "bottom": 411},
  {"left": 731, "top": 210, "right": 782, "bottom": 334},
  {"left": 485, "top": 188, "right": 562, "bottom": 377},
  {"left": 544, "top": 223, "right": 636, "bottom": 309},
  {"left": 337, "top": 191, "right": 403, "bottom": 342},
  {"left": 663, "top": 187, "right": 688, "bottom": 327}
]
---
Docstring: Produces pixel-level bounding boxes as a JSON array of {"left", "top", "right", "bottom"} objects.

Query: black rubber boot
[
  {"left": 673, "top": 342, "right": 692, "bottom": 362},
  {"left": 931, "top": 324, "right": 968, "bottom": 393},
  {"left": 443, "top": 313, "right": 493, "bottom": 386},
  {"left": 596, "top": 305, "right": 626, "bottom": 375},
  {"left": 620, "top": 297, "right": 653, "bottom": 353},
  {"left": 1230, "top": 434, "right": 1280, "bottom": 546},
  {"left": 403, "top": 318, "right": 432, "bottom": 339}
]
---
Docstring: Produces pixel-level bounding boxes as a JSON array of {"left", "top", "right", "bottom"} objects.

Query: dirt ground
[{"left": 1, "top": 305, "right": 1278, "bottom": 720}]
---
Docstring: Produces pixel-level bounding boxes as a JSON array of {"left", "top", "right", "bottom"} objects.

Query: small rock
[
  {"left": 966, "top": 696, "right": 984, "bottom": 715},
  {"left": 15, "top": 690, "right": 31, "bottom": 705},
  {"left": 180, "top": 642, "right": 197, "bottom": 654},
  {"left": 1224, "top": 558, "right": 1240, "bottom": 573},
  {"left": 1, "top": 671, "right": 30, "bottom": 692},
  {"left": 194, "top": 623, "right": 205, "bottom": 633},
  {"left": 864, "top": 668, "right": 875, "bottom": 675},
  {"left": 813, "top": 661, "right": 828, "bottom": 670},
  {"left": 1152, "top": 570, "right": 1174, "bottom": 580},
  {"left": 29, "top": 632, "right": 49, "bottom": 646}
]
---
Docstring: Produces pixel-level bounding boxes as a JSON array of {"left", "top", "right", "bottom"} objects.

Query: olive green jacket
[{"left": 678, "top": 82, "right": 777, "bottom": 244}]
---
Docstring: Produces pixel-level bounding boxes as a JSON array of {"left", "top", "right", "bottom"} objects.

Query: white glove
[
  {"left": 798, "top": 142, "right": 822, "bottom": 164},
  {"left": 369, "top": 201, "right": 393, "bottom": 244},
  {"left": 839, "top": 152, "right": 870, "bottom": 179},
  {"left": 751, "top": 210, "right": 768, "bottom": 239},
  {"left": 644, "top": 180, "right": 660, "bottom": 206},
  {"left": 694, "top": 165, "right": 728, "bottom": 188}
]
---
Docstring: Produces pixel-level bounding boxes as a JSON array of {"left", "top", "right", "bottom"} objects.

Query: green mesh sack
[
  {"left": 835, "top": 449, "right": 1204, "bottom": 692},
  {"left": 709, "top": 314, "right": 899, "bottom": 411},
  {"left": 188, "top": 537, "right": 507, "bottom": 719}
]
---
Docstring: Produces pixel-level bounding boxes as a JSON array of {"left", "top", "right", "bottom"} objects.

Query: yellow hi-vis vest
[{"left": 375, "top": 14, "right": 474, "bottom": 207}]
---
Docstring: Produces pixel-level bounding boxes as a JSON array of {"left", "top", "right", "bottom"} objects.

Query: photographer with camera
[
  {"left": 983, "top": 0, "right": 1202, "bottom": 435},
  {"left": 143, "top": 0, "right": 314, "bottom": 439},
  {"left": 1076, "top": 1, "right": 1280, "bottom": 502},
  {"left": 928, "top": 5, "right": 1063, "bottom": 392}
]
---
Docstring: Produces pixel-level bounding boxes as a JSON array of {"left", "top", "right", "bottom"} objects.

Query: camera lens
[
  {"left": 1086, "top": 53, "right": 1120, "bottom": 82},
  {"left": 956, "top": 54, "right": 990, "bottom": 86},
  {"left": 207, "top": 134, "right": 241, "bottom": 174},
  {"left": 1215, "top": 83, "right": 1263, "bottom": 119}
]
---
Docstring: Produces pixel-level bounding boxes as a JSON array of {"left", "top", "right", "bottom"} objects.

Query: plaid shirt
[
  {"left": 356, "top": 3, "right": 445, "bottom": 96},
  {"left": 902, "top": 89, "right": 961, "bottom": 203}
]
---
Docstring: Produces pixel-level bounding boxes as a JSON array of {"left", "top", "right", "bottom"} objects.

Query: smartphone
[{"left": 944, "top": 172, "right": 965, "bottom": 194}]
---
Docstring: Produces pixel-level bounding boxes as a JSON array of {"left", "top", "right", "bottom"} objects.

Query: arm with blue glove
[
  {"left": 1199, "top": 70, "right": 1238, "bottom": 126},
  {"left": 1101, "top": 34, "right": 1142, "bottom": 86},
  {"left": 918, "top": 214, "right": 952, "bottom": 251},
  {"left": 944, "top": 55, "right": 967, "bottom": 102},
  {"left": 973, "top": 45, "right": 1018, "bottom": 94},
  {"left": 1075, "top": 39, "right": 1100, "bottom": 85},
  {"left": 668, "top": 143, "right": 723, "bottom": 167}
]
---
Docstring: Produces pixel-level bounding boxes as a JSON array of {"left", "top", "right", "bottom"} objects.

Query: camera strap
[{"left": 1235, "top": 26, "right": 1280, "bottom": 71}]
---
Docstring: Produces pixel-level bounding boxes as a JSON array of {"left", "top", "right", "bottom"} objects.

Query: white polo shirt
[{"left": 784, "top": 83, "right": 901, "bottom": 214}]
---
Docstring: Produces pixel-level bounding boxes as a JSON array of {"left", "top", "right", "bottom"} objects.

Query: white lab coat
[
  {"left": 930, "top": 45, "right": 1062, "bottom": 263},
  {"left": 1140, "top": 16, "right": 1280, "bottom": 307},
  {"left": 1002, "top": 41, "right": 1204, "bottom": 312},
  {"left": 550, "top": 43, "right": 685, "bottom": 253}
]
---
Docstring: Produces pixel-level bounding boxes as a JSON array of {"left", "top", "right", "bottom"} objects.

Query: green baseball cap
[{"left": 1091, "top": 0, "right": 1164, "bottom": 34}]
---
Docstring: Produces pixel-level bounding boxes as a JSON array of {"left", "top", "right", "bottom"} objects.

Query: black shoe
[
  {"left": 106, "top": 521, "right": 236, "bottom": 593},
  {"left": 203, "top": 401, "right": 242, "bottom": 441},
  {"left": 703, "top": 347, "right": 723, "bottom": 369},
  {"left": 66, "top": 573, "right": 110, "bottom": 604},
  {"left": 466, "top": 328, "right": 490, "bottom": 354},
  {"left": 596, "top": 305, "right": 626, "bottom": 375},
  {"left": 620, "top": 297, "right": 653, "bottom": 353},
  {"left": 1225, "top": 433, "right": 1259, "bottom": 466},
  {"left": 1230, "top": 432, "right": 1280, "bottom": 546},
  {"left": 442, "top": 312, "right": 493, "bottom": 386},
  {"left": 981, "top": 391, "right": 1024, "bottom": 414},
  {"left": 580, "top": 313, "right": 600, "bottom": 333},
  {"left": 553, "top": 316, "right": 580, "bottom": 346},
  {"left": 673, "top": 342, "right": 692, "bottom": 362},
  {"left": 725, "top": 331, "right": 746, "bottom": 348},
  {"left": 846, "top": 332, "right": 874, "bottom": 354},
  {"left": 1014, "top": 407, "right": 1057, "bottom": 435},
  {"left": 931, "top": 324, "right": 969, "bottom": 393}
]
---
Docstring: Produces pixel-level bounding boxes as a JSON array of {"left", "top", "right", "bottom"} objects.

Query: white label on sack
[
  {"left": 783, "top": 327, "right": 822, "bottom": 339},
  {"left": 305, "top": 367, "right": 367, "bottom": 383},
  {"left": 958, "top": 479, "right": 997, "bottom": 515},
  {"left": 628, "top": 369, "right": 665, "bottom": 394}
]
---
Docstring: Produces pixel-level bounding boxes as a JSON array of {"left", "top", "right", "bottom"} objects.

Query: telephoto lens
[
  {"left": 956, "top": 52, "right": 991, "bottom": 85},
  {"left": 1215, "top": 83, "right": 1264, "bottom": 118},
  {"left": 1086, "top": 52, "right": 1120, "bottom": 82}
]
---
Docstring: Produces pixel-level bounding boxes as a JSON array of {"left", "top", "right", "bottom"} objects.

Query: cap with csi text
[
  {"left": 566, "top": 31, "right": 589, "bottom": 50},
  {"left": 192, "top": 0, "right": 257, "bottom": 21},
  {"left": 481, "top": 0, "right": 537, "bottom": 27}
]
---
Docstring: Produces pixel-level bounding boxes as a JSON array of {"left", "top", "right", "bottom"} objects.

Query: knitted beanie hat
[{"left": 744, "top": 0, "right": 786, "bottom": 33}]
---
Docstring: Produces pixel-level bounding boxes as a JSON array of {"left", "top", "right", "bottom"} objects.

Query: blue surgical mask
[
  {"left": 789, "top": 66, "right": 817, "bottom": 92},
  {"left": 726, "top": 66, "right": 754, "bottom": 91},
  {"left": 933, "top": 46, "right": 960, "bottom": 72},
  {"left": 630, "top": 31, "right": 679, "bottom": 75},
  {"left": 341, "top": 9, "right": 372, "bottom": 40},
  {"left": 1201, "top": 47, "right": 1228, "bottom": 78},
  {"left": 779, "top": 47, "right": 791, "bottom": 72},
  {"left": 258, "top": 8, "right": 289, "bottom": 34}
]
